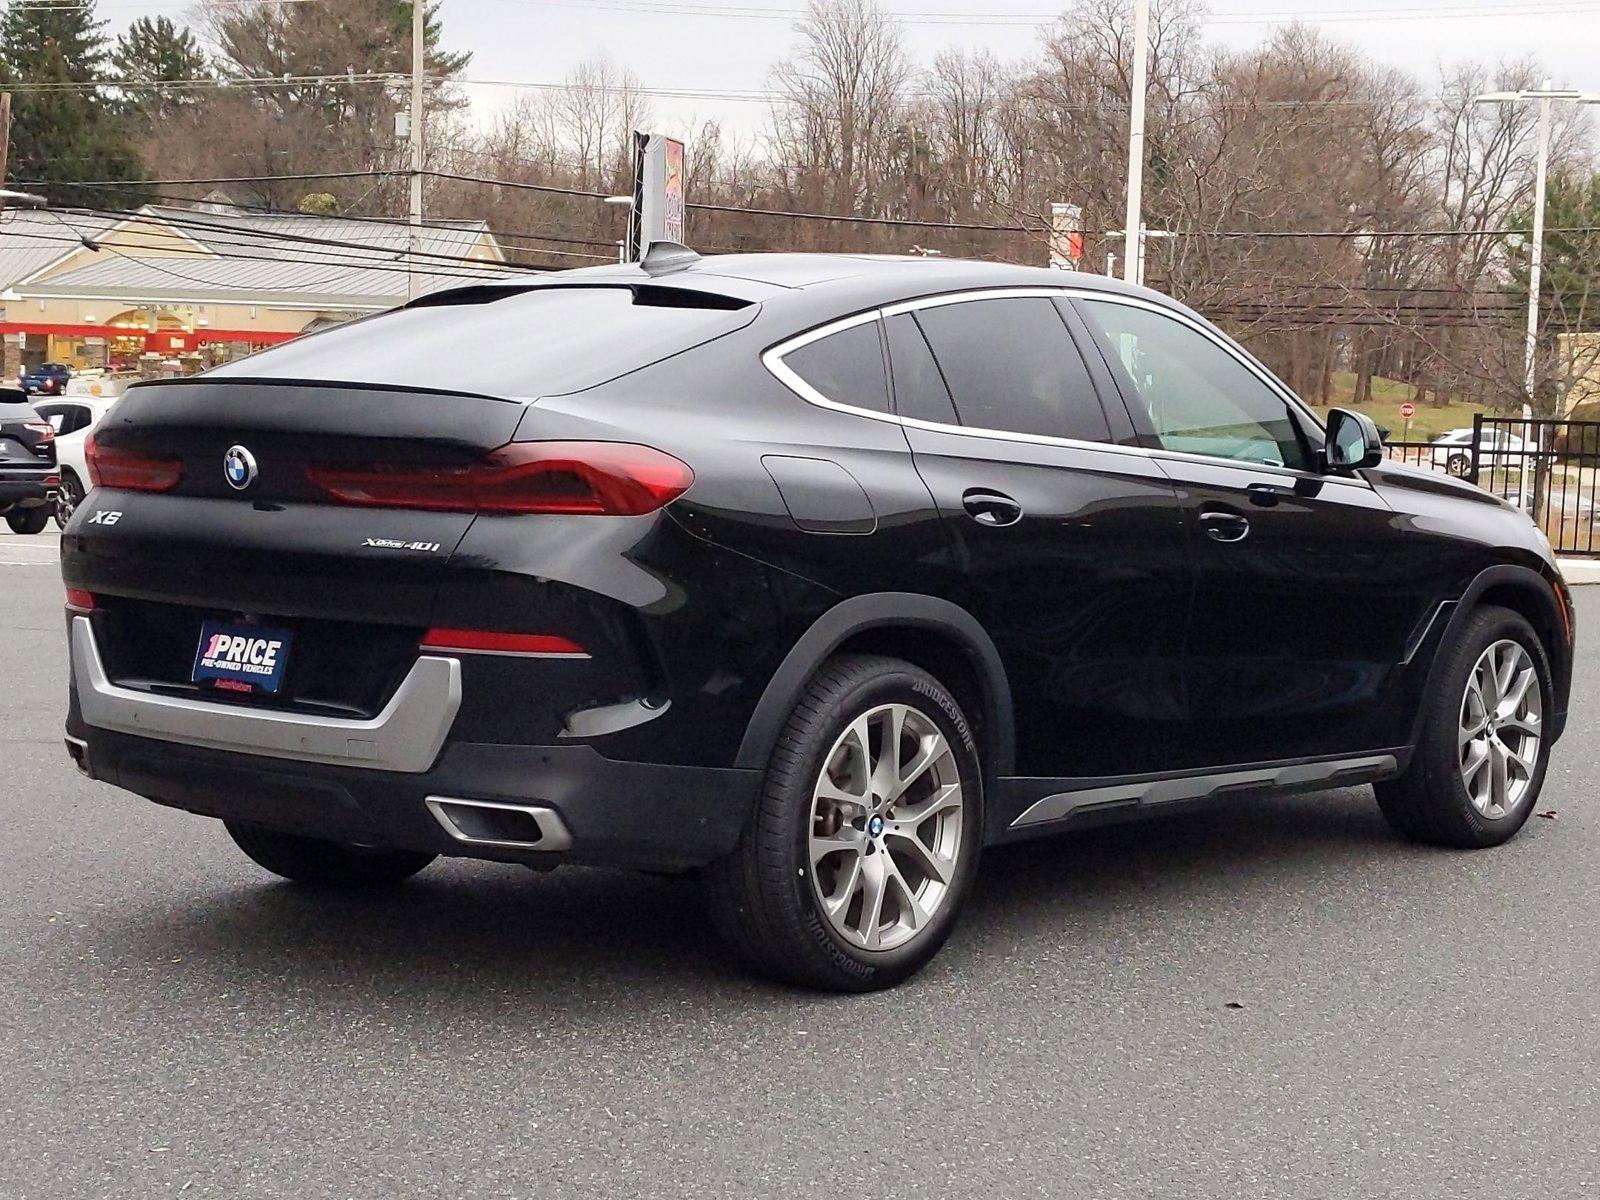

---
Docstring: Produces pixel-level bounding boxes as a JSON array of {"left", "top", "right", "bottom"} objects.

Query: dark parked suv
[
  {"left": 62, "top": 251, "right": 1573, "bottom": 990},
  {"left": 1, "top": 388, "right": 59, "bottom": 534}
]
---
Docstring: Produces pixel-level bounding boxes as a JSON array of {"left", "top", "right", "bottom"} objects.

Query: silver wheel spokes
[
  {"left": 808, "top": 703, "right": 963, "bottom": 952},
  {"left": 1459, "top": 639, "right": 1542, "bottom": 819}
]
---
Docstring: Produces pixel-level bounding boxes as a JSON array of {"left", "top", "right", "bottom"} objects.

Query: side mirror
[{"left": 1323, "top": 407, "right": 1383, "bottom": 472}]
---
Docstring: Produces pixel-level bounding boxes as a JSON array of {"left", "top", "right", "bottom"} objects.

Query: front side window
[
  {"left": 1078, "top": 298, "right": 1312, "bottom": 471},
  {"left": 914, "top": 297, "right": 1110, "bottom": 441},
  {"left": 782, "top": 320, "right": 891, "bottom": 414}
]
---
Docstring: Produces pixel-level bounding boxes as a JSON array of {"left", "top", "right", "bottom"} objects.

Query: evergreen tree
[
  {"left": 192, "top": 0, "right": 470, "bottom": 211},
  {"left": 111, "top": 15, "right": 210, "bottom": 122},
  {"left": 1506, "top": 172, "right": 1600, "bottom": 411},
  {"left": 0, "top": 0, "right": 146, "bottom": 207}
]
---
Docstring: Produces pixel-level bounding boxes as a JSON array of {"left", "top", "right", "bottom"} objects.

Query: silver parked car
[{"left": 1430, "top": 426, "right": 1535, "bottom": 478}]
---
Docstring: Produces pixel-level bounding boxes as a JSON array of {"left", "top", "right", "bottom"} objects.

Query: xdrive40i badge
[{"left": 361, "top": 537, "right": 441, "bottom": 552}]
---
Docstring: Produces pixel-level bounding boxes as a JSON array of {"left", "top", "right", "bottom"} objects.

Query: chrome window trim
[
  {"left": 761, "top": 285, "right": 1370, "bottom": 490},
  {"left": 761, "top": 307, "right": 901, "bottom": 427}
]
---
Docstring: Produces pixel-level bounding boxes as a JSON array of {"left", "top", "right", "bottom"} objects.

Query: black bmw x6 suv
[{"left": 62, "top": 250, "right": 1573, "bottom": 991}]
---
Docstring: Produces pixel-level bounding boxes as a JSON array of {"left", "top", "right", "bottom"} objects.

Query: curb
[{"left": 1557, "top": 558, "right": 1600, "bottom": 585}]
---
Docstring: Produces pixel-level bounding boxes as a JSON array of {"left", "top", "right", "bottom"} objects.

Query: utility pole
[
  {"left": 0, "top": 91, "right": 11, "bottom": 220},
  {"left": 1121, "top": 0, "right": 1150, "bottom": 285},
  {"left": 1, "top": 92, "right": 11, "bottom": 383},
  {"left": 1472, "top": 82, "right": 1600, "bottom": 510},
  {"left": 407, "top": 0, "right": 425, "bottom": 301}
]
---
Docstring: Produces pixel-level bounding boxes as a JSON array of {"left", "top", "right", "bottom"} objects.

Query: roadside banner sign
[
  {"left": 628, "top": 131, "right": 687, "bottom": 261},
  {"left": 1049, "top": 203, "right": 1084, "bottom": 269}
]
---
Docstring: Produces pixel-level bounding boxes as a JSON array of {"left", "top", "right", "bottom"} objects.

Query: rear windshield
[{"left": 206, "top": 285, "right": 757, "bottom": 398}]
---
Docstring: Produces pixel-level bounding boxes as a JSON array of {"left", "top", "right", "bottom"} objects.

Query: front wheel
[
  {"left": 5, "top": 506, "right": 49, "bottom": 535},
  {"left": 225, "top": 821, "right": 436, "bottom": 888},
  {"left": 706, "top": 654, "right": 984, "bottom": 992},
  {"left": 1376, "top": 605, "right": 1552, "bottom": 848},
  {"left": 1445, "top": 452, "right": 1470, "bottom": 478}
]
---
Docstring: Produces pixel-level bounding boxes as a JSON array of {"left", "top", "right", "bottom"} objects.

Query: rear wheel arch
[{"left": 735, "top": 593, "right": 1014, "bottom": 781}]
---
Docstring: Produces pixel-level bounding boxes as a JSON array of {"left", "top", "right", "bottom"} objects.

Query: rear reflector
[
  {"left": 420, "top": 628, "right": 588, "bottom": 657},
  {"left": 65, "top": 588, "right": 95, "bottom": 613},
  {"left": 85, "top": 433, "right": 183, "bottom": 492},
  {"left": 306, "top": 441, "right": 693, "bottom": 516}
]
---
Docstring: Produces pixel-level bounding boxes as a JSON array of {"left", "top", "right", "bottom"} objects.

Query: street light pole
[
  {"left": 1121, "top": 0, "right": 1150, "bottom": 285},
  {"left": 1525, "top": 89, "right": 1552, "bottom": 417},
  {"left": 407, "top": 0, "right": 425, "bottom": 302},
  {"left": 1472, "top": 83, "right": 1600, "bottom": 510}
]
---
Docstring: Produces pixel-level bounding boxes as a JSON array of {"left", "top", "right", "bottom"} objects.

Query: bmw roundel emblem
[{"left": 223, "top": 445, "right": 258, "bottom": 491}]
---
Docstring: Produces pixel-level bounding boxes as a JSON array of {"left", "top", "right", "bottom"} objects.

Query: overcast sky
[{"left": 97, "top": 0, "right": 1600, "bottom": 144}]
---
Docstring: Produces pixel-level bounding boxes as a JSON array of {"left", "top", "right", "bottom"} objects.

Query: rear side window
[
  {"left": 781, "top": 321, "right": 890, "bottom": 414},
  {"left": 884, "top": 313, "right": 958, "bottom": 426},
  {"left": 206, "top": 285, "right": 757, "bottom": 398},
  {"left": 913, "top": 297, "right": 1110, "bottom": 441}
]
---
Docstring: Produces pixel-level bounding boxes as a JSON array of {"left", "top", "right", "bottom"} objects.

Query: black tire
[
  {"left": 54, "top": 470, "right": 84, "bottom": 530},
  {"left": 225, "top": 820, "right": 436, "bottom": 888},
  {"left": 1375, "top": 604, "right": 1553, "bottom": 848},
  {"left": 5, "top": 506, "right": 49, "bottom": 535},
  {"left": 706, "top": 654, "right": 984, "bottom": 992}
]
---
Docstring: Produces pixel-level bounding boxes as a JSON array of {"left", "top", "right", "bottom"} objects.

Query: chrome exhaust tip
[
  {"left": 425, "top": 796, "right": 573, "bottom": 852},
  {"left": 64, "top": 734, "right": 92, "bottom": 778}
]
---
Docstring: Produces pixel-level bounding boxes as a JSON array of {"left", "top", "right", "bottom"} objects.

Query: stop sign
[{"left": 1400, "top": 402, "right": 1416, "bottom": 420}]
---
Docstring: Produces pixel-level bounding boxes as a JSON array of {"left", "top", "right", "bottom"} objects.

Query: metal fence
[
  {"left": 1474, "top": 416, "right": 1600, "bottom": 557},
  {"left": 1381, "top": 416, "right": 1600, "bottom": 558}
]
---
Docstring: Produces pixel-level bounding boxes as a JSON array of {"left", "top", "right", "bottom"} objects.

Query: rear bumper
[
  {"left": 68, "top": 726, "right": 760, "bottom": 871},
  {"left": 0, "top": 475, "right": 54, "bottom": 506},
  {"left": 71, "top": 616, "right": 460, "bottom": 774}
]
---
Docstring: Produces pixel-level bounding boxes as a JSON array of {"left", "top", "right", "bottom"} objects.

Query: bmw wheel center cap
[
  {"left": 867, "top": 815, "right": 885, "bottom": 837},
  {"left": 224, "top": 445, "right": 258, "bottom": 491}
]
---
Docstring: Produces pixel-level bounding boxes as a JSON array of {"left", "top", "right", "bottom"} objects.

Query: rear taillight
[
  {"left": 24, "top": 421, "right": 54, "bottom": 441},
  {"left": 85, "top": 433, "right": 182, "bottom": 492},
  {"left": 306, "top": 441, "right": 693, "bottom": 516},
  {"left": 420, "top": 629, "right": 588, "bottom": 657},
  {"left": 65, "top": 588, "right": 95, "bottom": 614}
]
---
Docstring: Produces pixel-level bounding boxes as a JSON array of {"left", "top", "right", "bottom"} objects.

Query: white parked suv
[
  {"left": 30, "top": 396, "right": 118, "bottom": 528},
  {"left": 1430, "top": 426, "right": 1535, "bottom": 478}
]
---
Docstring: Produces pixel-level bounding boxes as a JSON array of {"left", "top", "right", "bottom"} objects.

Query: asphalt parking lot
[{"left": 3, "top": 527, "right": 1598, "bottom": 1199}]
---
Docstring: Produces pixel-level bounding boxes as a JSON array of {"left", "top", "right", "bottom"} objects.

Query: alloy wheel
[
  {"left": 55, "top": 476, "right": 82, "bottom": 528},
  {"left": 1459, "top": 638, "right": 1542, "bottom": 819},
  {"left": 807, "top": 702, "right": 964, "bottom": 951}
]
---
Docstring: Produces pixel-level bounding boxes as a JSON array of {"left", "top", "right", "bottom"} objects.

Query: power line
[
  {"left": 477, "top": 0, "right": 1600, "bottom": 25},
  {"left": 32, "top": 173, "right": 1600, "bottom": 242}
]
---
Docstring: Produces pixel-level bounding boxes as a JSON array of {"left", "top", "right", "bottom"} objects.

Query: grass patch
[{"left": 1308, "top": 372, "right": 1490, "bottom": 440}]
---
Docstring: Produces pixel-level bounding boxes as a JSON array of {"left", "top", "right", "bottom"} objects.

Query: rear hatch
[
  {"left": 62, "top": 279, "right": 757, "bottom": 721},
  {"left": 66, "top": 380, "right": 522, "bottom": 717}
]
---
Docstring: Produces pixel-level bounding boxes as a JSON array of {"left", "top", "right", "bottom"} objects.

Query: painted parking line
[{"left": 0, "top": 535, "right": 61, "bottom": 567}]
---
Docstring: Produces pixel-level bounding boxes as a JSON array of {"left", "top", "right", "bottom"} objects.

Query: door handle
[
  {"left": 961, "top": 488, "right": 1024, "bottom": 528},
  {"left": 1198, "top": 509, "right": 1250, "bottom": 543},
  {"left": 1246, "top": 480, "right": 1293, "bottom": 507}
]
